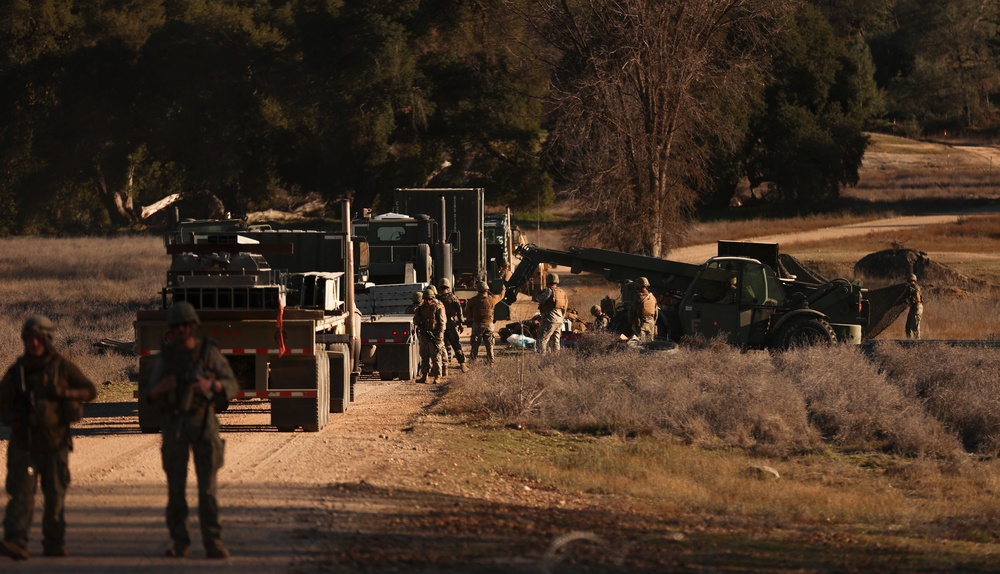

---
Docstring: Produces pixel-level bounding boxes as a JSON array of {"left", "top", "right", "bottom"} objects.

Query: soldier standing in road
[
  {"left": 465, "top": 281, "right": 507, "bottom": 365},
  {"left": 145, "top": 302, "right": 238, "bottom": 559},
  {"left": 413, "top": 287, "right": 447, "bottom": 383},
  {"left": 534, "top": 272, "right": 569, "bottom": 353},
  {"left": 629, "top": 277, "right": 658, "bottom": 341},
  {"left": 906, "top": 273, "right": 923, "bottom": 339},
  {"left": 0, "top": 316, "right": 97, "bottom": 561},
  {"left": 590, "top": 305, "right": 610, "bottom": 331},
  {"left": 437, "top": 278, "right": 468, "bottom": 374}
]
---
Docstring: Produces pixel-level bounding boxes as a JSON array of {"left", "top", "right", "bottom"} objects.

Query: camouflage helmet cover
[
  {"left": 438, "top": 277, "right": 451, "bottom": 289},
  {"left": 426, "top": 285, "right": 438, "bottom": 297},
  {"left": 728, "top": 276, "right": 737, "bottom": 286},
  {"left": 22, "top": 315, "right": 54, "bottom": 337},
  {"left": 422, "top": 287, "right": 436, "bottom": 300},
  {"left": 412, "top": 292, "right": 423, "bottom": 304},
  {"left": 909, "top": 273, "right": 917, "bottom": 282},
  {"left": 637, "top": 276, "right": 650, "bottom": 288},
  {"left": 546, "top": 272, "right": 559, "bottom": 284},
  {"left": 590, "top": 305, "right": 601, "bottom": 316},
  {"left": 475, "top": 280, "right": 489, "bottom": 292},
  {"left": 167, "top": 301, "right": 200, "bottom": 326}
]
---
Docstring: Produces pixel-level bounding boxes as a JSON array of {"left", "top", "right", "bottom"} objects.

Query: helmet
[
  {"left": 412, "top": 292, "right": 423, "bottom": 305},
  {"left": 728, "top": 276, "right": 737, "bottom": 286},
  {"left": 637, "top": 277, "right": 650, "bottom": 288},
  {"left": 438, "top": 277, "right": 451, "bottom": 290},
  {"left": 476, "top": 280, "right": 489, "bottom": 293},
  {"left": 422, "top": 287, "right": 436, "bottom": 300},
  {"left": 909, "top": 273, "right": 917, "bottom": 282},
  {"left": 22, "top": 315, "right": 54, "bottom": 338},
  {"left": 590, "top": 305, "right": 601, "bottom": 317},
  {"left": 167, "top": 301, "right": 200, "bottom": 326},
  {"left": 546, "top": 272, "right": 559, "bottom": 284}
]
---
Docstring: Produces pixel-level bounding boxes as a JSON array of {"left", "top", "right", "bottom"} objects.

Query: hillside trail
[{"left": 668, "top": 204, "right": 1000, "bottom": 265}]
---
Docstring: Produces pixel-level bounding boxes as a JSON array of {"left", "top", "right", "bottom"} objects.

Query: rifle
[{"left": 174, "top": 338, "right": 215, "bottom": 441}]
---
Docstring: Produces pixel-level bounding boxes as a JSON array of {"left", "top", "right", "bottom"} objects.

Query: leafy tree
[{"left": 743, "top": 4, "right": 880, "bottom": 210}]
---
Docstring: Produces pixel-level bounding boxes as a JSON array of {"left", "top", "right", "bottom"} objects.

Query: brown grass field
[{"left": 4, "top": 133, "right": 1000, "bottom": 570}]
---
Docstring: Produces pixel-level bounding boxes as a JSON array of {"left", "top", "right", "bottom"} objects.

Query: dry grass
[
  {"left": 445, "top": 343, "right": 965, "bottom": 458},
  {"left": 0, "top": 236, "right": 167, "bottom": 401}
]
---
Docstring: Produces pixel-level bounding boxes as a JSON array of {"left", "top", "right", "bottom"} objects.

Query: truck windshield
[{"left": 375, "top": 226, "right": 408, "bottom": 242}]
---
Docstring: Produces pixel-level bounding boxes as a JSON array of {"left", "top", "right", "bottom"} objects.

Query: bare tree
[{"left": 518, "top": 0, "right": 790, "bottom": 256}]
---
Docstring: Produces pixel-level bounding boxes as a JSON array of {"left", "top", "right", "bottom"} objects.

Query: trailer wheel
[{"left": 776, "top": 317, "right": 836, "bottom": 350}]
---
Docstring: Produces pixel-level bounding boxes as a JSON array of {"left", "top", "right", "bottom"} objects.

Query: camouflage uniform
[
  {"left": 628, "top": 279, "right": 658, "bottom": 341},
  {"left": 437, "top": 281, "right": 467, "bottom": 374},
  {"left": 535, "top": 274, "right": 569, "bottom": 353},
  {"left": 145, "top": 304, "right": 237, "bottom": 558},
  {"left": 590, "top": 305, "right": 610, "bottom": 331},
  {"left": 413, "top": 294, "right": 447, "bottom": 383},
  {"left": 465, "top": 282, "right": 506, "bottom": 364},
  {"left": 905, "top": 274, "right": 923, "bottom": 339},
  {"left": 0, "top": 316, "right": 97, "bottom": 560}
]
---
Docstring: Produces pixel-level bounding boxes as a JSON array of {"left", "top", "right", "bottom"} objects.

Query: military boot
[
  {"left": 416, "top": 374, "right": 427, "bottom": 384},
  {"left": 206, "top": 541, "right": 230, "bottom": 559},
  {"left": 442, "top": 364, "right": 449, "bottom": 377},
  {"left": 0, "top": 540, "right": 29, "bottom": 560},
  {"left": 460, "top": 362, "right": 468, "bottom": 373},
  {"left": 432, "top": 375, "right": 441, "bottom": 384}
]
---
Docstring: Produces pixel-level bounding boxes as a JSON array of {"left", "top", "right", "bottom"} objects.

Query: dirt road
[{"left": 0, "top": 379, "right": 441, "bottom": 572}]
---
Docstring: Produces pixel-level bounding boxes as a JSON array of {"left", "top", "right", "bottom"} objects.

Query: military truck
[
  {"left": 503, "top": 242, "right": 876, "bottom": 350},
  {"left": 391, "top": 187, "right": 485, "bottom": 292},
  {"left": 134, "top": 201, "right": 362, "bottom": 433}
]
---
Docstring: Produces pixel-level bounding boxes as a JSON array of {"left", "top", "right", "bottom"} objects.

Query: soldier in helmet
[
  {"left": 436, "top": 278, "right": 468, "bottom": 374},
  {"left": 533, "top": 272, "right": 569, "bottom": 353},
  {"left": 145, "top": 302, "right": 238, "bottom": 559},
  {"left": 413, "top": 287, "right": 447, "bottom": 383},
  {"left": 590, "top": 305, "right": 610, "bottom": 331},
  {"left": 465, "top": 280, "right": 507, "bottom": 365},
  {"left": 0, "top": 315, "right": 97, "bottom": 560},
  {"left": 628, "top": 277, "right": 658, "bottom": 341},
  {"left": 905, "top": 273, "right": 923, "bottom": 339},
  {"left": 404, "top": 291, "right": 423, "bottom": 314}
]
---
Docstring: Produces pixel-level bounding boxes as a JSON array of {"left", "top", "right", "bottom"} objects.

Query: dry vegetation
[{"left": 0, "top": 236, "right": 166, "bottom": 401}]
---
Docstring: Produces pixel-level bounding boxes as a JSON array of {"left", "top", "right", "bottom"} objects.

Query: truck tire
[
  {"left": 416, "top": 243, "right": 432, "bottom": 283},
  {"left": 776, "top": 317, "right": 837, "bottom": 350},
  {"left": 328, "top": 343, "right": 351, "bottom": 414}
]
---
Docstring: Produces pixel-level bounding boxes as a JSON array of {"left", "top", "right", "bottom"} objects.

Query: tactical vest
[
  {"left": 636, "top": 291, "right": 658, "bottom": 319},
  {"left": 539, "top": 286, "right": 568, "bottom": 314},
  {"left": 468, "top": 294, "right": 498, "bottom": 324},
  {"left": 12, "top": 353, "right": 78, "bottom": 451},
  {"left": 439, "top": 292, "right": 463, "bottom": 322},
  {"left": 907, "top": 285, "right": 923, "bottom": 306},
  {"left": 159, "top": 338, "right": 215, "bottom": 412},
  {"left": 415, "top": 302, "right": 443, "bottom": 332}
]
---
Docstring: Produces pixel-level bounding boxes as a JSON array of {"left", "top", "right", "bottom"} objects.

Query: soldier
[
  {"left": 629, "top": 277, "right": 658, "bottom": 341},
  {"left": 413, "top": 287, "right": 447, "bottom": 383},
  {"left": 906, "top": 273, "right": 923, "bottom": 339},
  {"left": 465, "top": 280, "right": 507, "bottom": 365},
  {"left": 534, "top": 272, "right": 569, "bottom": 353},
  {"left": 590, "top": 305, "right": 610, "bottom": 331},
  {"left": 404, "top": 291, "right": 423, "bottom": 314},
  {"left": 436, "top": 278, "right": 468, "bottom": 374},
  {"left": 145, "top": 302, "right": 238, "bottom": 559},
  {"left": 0, "top": 316, "right": 97, "bottom": 560}
]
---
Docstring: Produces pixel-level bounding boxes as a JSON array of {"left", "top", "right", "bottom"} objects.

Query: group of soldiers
[
  {"left": 409, "top": 277, "right": 508, "bottom": 383},
  {"left": 0, "top": 303, "right": 237, "bottom": 561},
  {"left": 409, "top": 272, "right": 665, "bottom": 381}
]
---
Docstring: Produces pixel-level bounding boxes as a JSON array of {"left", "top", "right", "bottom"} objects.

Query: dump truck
[
  {"left": 135, "top": 201, "right": 362, "bottom": 433},
  {"left": 502, "top": 242, "right": 880, "bottom": 350}
]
